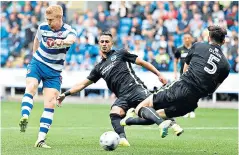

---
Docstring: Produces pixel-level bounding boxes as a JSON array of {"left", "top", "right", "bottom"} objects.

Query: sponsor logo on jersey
[
  {"left": 181, "top": 53, "right": 188, "bottom": 58},
  {"left": 101, "top": 61, "right": 116, "bottom": 75}
]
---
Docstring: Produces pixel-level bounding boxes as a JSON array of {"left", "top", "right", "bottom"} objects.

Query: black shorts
[
  {"left": 153, "top": 80, "right": 199, "bottom": 118},
  {"left": 111, "top": 86, "right": 151, "bottom": 112}
]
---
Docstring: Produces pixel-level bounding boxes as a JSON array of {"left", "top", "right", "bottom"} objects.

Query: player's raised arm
[
  {"left": 63, "top": 34, "right": 76, "bottom": 45},
  {"left": 57, "top": 79, "right": 93, "bottom": 106},
  {"left": 54, "top": 32, "right": 77, "bottom": 46},
  {"left": 32, "top": 23, "right": 42, "bottom": 53},
  {"left": 135, "top": 57, "right": 167, "bottom": 85},
  {"left": 32, "top": 36, "right": 40, "bottom": 53}
]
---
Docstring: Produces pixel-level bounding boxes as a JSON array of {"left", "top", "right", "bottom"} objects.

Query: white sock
[{"left": 37, "top": 108, "right": 54, "bottom": 141}]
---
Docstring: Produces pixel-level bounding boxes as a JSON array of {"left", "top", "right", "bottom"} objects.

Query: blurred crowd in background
[{"left": 1, "top": 1, "right": 238, "bottom": 73}]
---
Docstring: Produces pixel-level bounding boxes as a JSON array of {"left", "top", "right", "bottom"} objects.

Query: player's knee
[
  {"left": 26, "top": 82, "right": 38, "bottom": 95},
  {"left": 135, "top": 106, "right": 141, "bottom": 116},
  {"left": 110, "top": 106, "right": 125, "bottom": 117},
  {"left": 156, "top": 109, "right": 167, "bottom": 118},
  {"left": 135, "top": 95, "right": 153, "bottom": 115},
  {"left": 135, "top": 104, "right": 148, "bottom": 116},
  {"left": 44, "top": 97, "right": 56, "bottom": 109}
]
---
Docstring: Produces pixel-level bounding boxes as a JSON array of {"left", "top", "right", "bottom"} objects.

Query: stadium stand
[
  {"left": 1, "top": 1, "right": 238, "bottom": 101},
  {"left": 1, "top": 1, "right": 238, "bottom": 72}
]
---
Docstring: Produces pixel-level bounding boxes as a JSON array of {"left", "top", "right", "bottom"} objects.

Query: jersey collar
[
  {"left": 183, "top": 45, "right": 191, "bottom": 49},
  {"left": 102, "top": 50, "right": 115, "bottom": 60},
  {"left": 210, "top": 43, "right": 221, "bottom": 49}
]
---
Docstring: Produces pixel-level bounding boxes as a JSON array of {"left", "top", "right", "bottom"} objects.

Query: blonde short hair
[{"left": 45, "top": 5, "right": 63, "bottom": 18}]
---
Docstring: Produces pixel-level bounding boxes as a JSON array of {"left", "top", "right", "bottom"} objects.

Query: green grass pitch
[{"left": 1, "top": 101, "right": 238, "bottom": 155}]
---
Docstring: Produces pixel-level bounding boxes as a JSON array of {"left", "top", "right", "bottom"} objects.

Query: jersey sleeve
[
  {"left": 122, "top": 49, "right": 138, "bottom": 63},
  {"left": 185, "top": 44, "right": 196, "bottom": 65},
  {"left": 87, "top": 66, "right": 101, "bottom": 83},
  {"left": 174, "top": 48, "right": 181, "bottom": 59},
  {"left": 64, "top": 24, "right": 77, "bottom": 37}
]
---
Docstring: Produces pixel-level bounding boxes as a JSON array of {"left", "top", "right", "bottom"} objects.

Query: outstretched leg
[
  {"left": 135, "top": 95, "right": 164, "bottom": 125},
  {"left": 135, "top": 95, "right": 172, "bottom": 138},
  {"left": 19, "top": 77, "right": 38, "bottom": 132},
  {"left": 122, "top": 108, "right": 184, "bottom": 136},
  {"left": 121, "top": 108, "right": 154, "bottom": 126}
]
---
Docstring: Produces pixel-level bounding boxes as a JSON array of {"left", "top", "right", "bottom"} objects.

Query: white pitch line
[{"left": 0, "top": 127, "right": 238, "bottom": 130}]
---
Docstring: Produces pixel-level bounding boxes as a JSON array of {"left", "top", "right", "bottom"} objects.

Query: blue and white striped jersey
[{"left": 33, "top": 22, "right": 77, "bottom": 71}]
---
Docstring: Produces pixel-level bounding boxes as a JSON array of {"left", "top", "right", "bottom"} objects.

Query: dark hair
[
  {"left": 100, "top": 31, "right": 113, "bottom": 38},
  {"left": 208, "top": 25, "right": 227, "bottom": 44}
]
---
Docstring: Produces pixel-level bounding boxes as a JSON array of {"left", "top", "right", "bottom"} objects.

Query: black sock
[
  {"left": 126, "top": 117, "right": 154, "bottom": 125},
  {"left": 138, "top": 107, "right": 164, "bottom": 125},
  {"left": 125, "top": 116, "right": 175, "bottom": 126},
  {"left": 110, "top": 113, "right": 126, "bottom": 138},
  {"left": 125, "top": 117, "right": 176, "bottom": 126}
]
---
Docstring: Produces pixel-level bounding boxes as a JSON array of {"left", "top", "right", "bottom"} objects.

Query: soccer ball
[{"left": 99, "top": 131, "right": 120, "bottom": 151}]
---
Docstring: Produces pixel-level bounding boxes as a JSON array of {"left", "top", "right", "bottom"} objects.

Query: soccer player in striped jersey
[
  {"left": 57, "top": 31, "right": 183, "bottom": 146},
  {"left": 19, "top": 5, "right": 76, "bottom": 148}
]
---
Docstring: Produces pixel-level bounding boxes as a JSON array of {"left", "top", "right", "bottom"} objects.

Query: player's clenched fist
[
  {"left": 158, "top": 75, "right": 168, "bottom": 85},
  {"left": 56, "top": 93, "right": 65, "bottom": 107},
  {"left": 54, "top": 39, "right": 64, "bottom": 46}
]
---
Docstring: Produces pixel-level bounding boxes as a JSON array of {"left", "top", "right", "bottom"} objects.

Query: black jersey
[
  {"left": 181, "top": 42, "right": 230, "bottom": 97},
  {"left": 175, "top": 45, "right": 191, "bottom": 74},
  {"left": 87, "top": 49, "right": 147, "bottom": 98}
]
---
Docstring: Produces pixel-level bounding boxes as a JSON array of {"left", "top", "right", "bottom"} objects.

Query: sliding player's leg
[
  {"left": 134, "top": 95, "right": 171, "bottom": 138},
  {"left": 121, "top": 108, "right": 184, "bottom": 136}
]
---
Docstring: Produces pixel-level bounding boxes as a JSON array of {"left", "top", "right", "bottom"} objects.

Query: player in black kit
[
  {"left": 174, "top": 33, "right": 196, "bottom": 118},
  {"left": 174, "top": 33, "right": 193, "bottom": 79},
  {"left": 122, "top": 25, "right": 230, "bottom": 138},
  {"left": 57, "top": 31, "right": 183, "bottom": 146}
]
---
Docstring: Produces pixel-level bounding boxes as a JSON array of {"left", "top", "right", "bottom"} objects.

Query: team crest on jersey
[
  {"left": 111, "top": 55, "right": 117, "bottom": 61},
  {"left": 43, "top": 37, "right": 49, "bottom": 42}
]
